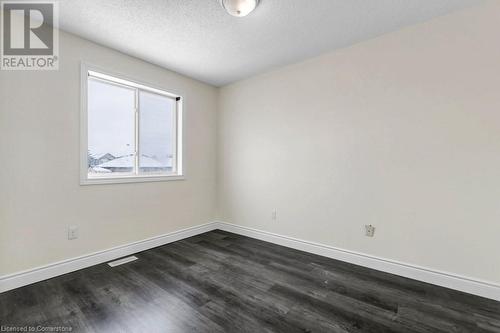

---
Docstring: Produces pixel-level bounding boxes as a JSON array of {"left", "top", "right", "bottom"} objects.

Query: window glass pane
[
  {"left": 87, "top": 78, "right": 136, "bottom": 177},
  {"left": 139, "top": 91, "right": 175, "bottom": 175}
]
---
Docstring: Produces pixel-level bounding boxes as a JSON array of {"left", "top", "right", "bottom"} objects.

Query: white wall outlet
[
  {"left": 365, "top": 224, "right": 375, "bottom": 237},
  {"left": 68, "top": 226, "right": 79, "bottom": 240},
  {"left": 271, "top": 209, "right": 277, "bottom": 221}
]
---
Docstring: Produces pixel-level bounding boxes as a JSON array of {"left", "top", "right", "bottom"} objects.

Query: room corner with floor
[{"left": 1, "top": 1, "right": 500, "bottom": 332}]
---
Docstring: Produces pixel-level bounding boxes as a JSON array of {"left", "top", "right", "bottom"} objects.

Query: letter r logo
[{"left": 2, "top": 2, "right": 54, "bottom": 55}]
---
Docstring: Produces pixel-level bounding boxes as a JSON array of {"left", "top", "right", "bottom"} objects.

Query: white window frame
[{"left": 80, "top": 63, "right": 184, "bottom": 185}]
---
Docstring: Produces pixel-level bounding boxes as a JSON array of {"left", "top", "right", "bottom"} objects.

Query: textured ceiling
[{"left": 59, "top": 0, "right": 483, "bottom": 86}]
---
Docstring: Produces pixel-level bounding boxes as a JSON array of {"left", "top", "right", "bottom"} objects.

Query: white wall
[
  {"left": 0, "top": 31, "right": 218, "bottom": 276},
  {"left": 217, "top": 2, "right": 500, "bottom": 285}
]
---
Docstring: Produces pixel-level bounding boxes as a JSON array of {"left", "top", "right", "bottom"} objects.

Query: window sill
[{"left": 80, "top": 174, "right": 185, "bottom": 185}]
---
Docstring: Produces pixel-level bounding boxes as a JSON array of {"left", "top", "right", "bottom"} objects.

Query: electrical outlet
[
  {"left": 271, "top": 209, "right": 277, "bottom": 221},
  {"left": 365, "top": 224, "right": 375, "bottom": 237},
  {"left": 68, "top": 226, "right": 79, "bottom": 240}
]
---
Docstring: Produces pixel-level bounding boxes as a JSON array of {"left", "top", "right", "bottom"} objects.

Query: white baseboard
[
  {"left": 216, "top": 221, "right": 500, "bottom": 302},
  {"left": 2, "top": 220, "right": 499, "bottom": 302},
  {"left": 0, "top": 222, "right": 218, "bottom": 293}
]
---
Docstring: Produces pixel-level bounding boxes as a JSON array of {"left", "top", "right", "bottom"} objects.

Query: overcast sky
[{"left": 88, "top": 79, "right": 174, "bottom": 166}]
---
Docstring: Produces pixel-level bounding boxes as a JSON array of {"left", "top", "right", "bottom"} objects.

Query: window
[{"left": 81, "top": 65, "right": 183, "bottom": 184}]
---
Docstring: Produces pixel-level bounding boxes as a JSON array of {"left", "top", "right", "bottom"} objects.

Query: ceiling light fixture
[{"left": 221, "top": 0, "right": 260, "bottom": 17}]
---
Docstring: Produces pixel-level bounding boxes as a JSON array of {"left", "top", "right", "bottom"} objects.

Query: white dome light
[{"left": 221, "top": 0, "right": 260, "bottom": 17}]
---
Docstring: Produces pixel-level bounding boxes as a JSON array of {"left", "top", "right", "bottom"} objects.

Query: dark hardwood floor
[{"left": 1, "top": 230, "right": 499, "bottom": 332}]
